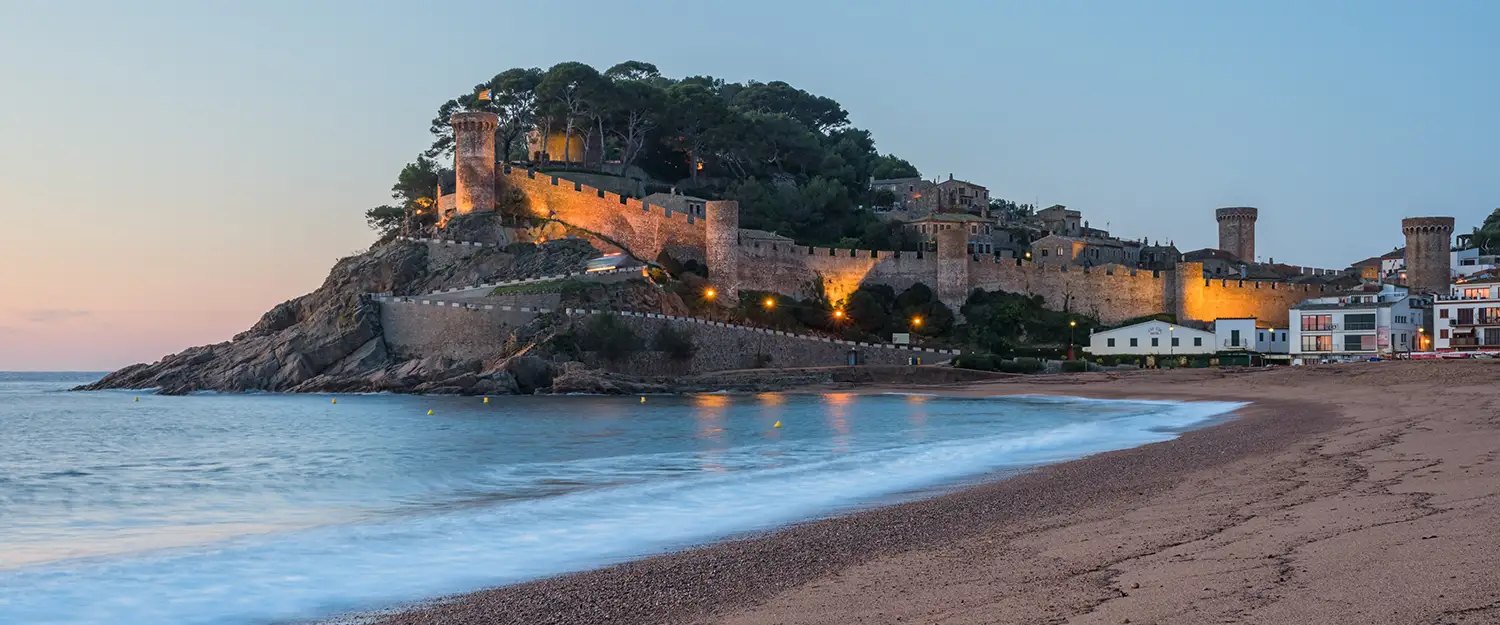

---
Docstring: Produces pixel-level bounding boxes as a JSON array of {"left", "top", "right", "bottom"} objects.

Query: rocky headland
[{"left": 79, "top": 223, "right": 612, "bottom": 395}]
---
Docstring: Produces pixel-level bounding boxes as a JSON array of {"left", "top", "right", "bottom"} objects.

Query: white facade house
[
  {"left": 1213, "top": 318, "right": 1289, "bottom": 354},
  {"left": 1289, "top": 283, "right": 1423, "bottom": 363},
  {"left": 1084, "top": 320, "right": 1215, "bottom": 356},
  {"left": 1433, "top": 278, "right": 1500, "bottom": 352}
]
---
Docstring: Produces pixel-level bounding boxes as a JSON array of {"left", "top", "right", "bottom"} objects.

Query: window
[
  {"left": 1056, "top": 247, "right": 1065, "bottom": 256},
  {"left": 1395, "top": 315, "right": 1407, "bottom": 324},
  {"left": 1231, "top": 329, "right": 1242, "bottom": 346},
  {"left": 1440, "top": 308, "right": 1450, "bottom": 319},
  {"left": 1130, "top": 338, "right": 1138, "bottom": 347},
  {"left": 1486, "top": 328, "right": 1500, "bottom": 345},
  {"left": 1399, "top": 333, "right": 1407, "bottom": 346},
  {"left": 1344, "top": 313, "right": 1376, "bottom": 331},
  {"left": 1458, "top": 308, "right": 1475, "bottom": 325},
  {"left": 1151, "top": 338, "right": 1159, "bottom": 347},
  {"left": 1193, "top": 337, "right": 1202, "bottom": 346},
  {"left": 1171, "top": 337, "right": 1180, "bottom": 347},
  {"left": 1482, "top": 307, "right": 1500, "bottom": 324},
  {"left": 1301, "top": 314, "right": 1333, "bottom": 331},
  {"left": 1258, "top": 331, "right": 1265, "bottom": 342},
  {"left": 1041, "top": 248, "right": 1049, "bottom": 257},
  {"left": 1301, "top": 335, "right": 1333, "bottom": 352},
  {"left": 1440, "top": 329, "right": 1450, "bottom": 339},
  {"left": 1107, "top": 338, "right": 1116, "bottom": 347},
  {"left": 1344, "top": 334, "right": 1375, "bottom": 351},
  {"left": 1279, "top": 333, "right": 1286, "bottom": 341},
  {"left": 1463, "top": 287, "right": 1489, "bottom": 298}
]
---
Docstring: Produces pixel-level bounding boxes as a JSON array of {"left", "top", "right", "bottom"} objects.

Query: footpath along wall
[{"left": 376, "top": 297, "right": 952, "bottom": 374}]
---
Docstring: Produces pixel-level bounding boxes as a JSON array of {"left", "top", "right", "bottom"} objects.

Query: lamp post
[
  {"left": 1068, "top": 319, "right": 1077, "bottom": 360},
  {"left": 1169, "top": 325, "right": 1176, "bottom": 366}
]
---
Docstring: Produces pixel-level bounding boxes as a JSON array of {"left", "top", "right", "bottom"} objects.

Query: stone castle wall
[
  {"left": 1175, "top": 262, "right": 1328, "bottom": 328},
  {"left": 502, "top": 166, "right": 706, "bottom": 263},
  {"left": 968, "top": 260, "right": 1174, "bottom": 325},
  {"left": 459, "top": 166, "right": 1326, "bottom": 329},
  {"left": 734, "top": 239, "right": 939, "bottom": 303},
  {"left": 378, "top": 298, "right": 950, "bottom": 375},
  {"left": 381, "top": 299, "right": 543, "bottom": 363}
]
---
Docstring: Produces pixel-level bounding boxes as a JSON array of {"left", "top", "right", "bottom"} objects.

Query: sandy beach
[{"left": 376, "top": 361, "right": 1500, "bottom": 625}]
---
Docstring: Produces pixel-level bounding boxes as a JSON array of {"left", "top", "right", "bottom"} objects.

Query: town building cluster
[{"left": 873, "top": 169, "right": 1496, "bottom": 364}]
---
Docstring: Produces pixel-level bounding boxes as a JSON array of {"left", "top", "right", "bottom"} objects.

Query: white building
[
  {"left": 1084, "top": 320, "right": 1215, "bottom": 356},
  {"left": 1433, "top": 277, "right": 1500, "bottom": 352},
  {"left": 1213, "top": 318, "right": 1289, "bottom": 354},
  {"left": 1378, "top": 246, "right": 1496, "bottom": 281},
  {"left": 1289, "top": 283, "right": 1424, "bottom": 363}
]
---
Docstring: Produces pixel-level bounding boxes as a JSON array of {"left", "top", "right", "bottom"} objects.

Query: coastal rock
[
  {"left": 502, "top": 355, "right": 555, "bottom": 394},
  {"left": 77, "top": 237, "right": 583, "bottom": 396}
]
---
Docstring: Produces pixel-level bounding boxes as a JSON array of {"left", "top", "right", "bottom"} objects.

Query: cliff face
[{"left": 80, "top": 235, "right": 595, "bottom": 395}]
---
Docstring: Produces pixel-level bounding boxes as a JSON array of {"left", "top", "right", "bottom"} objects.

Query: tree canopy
[{"left": 372, "top": 61, "right": 933, "bottom": 247}]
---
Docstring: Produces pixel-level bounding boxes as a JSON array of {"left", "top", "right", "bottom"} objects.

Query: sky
[{"left": 1, "top": 0, "right": 1497, "bottom": 371}]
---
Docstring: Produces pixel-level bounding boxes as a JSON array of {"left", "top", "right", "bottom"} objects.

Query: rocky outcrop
[{"left": 79, "top": 232, "right": 592, "bottom": 396}]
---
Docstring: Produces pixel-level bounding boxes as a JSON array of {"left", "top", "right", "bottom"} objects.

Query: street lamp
[
  {"left": 1169, "top": 325, "right": 1176, "bottom": 363},
  {"left": 1068, "top": 319, "right": 1077, "bottom": 360},
  {"left": 911, "top": 315, "right": 923, "bottom": 329},
  {"left": 763, "top": 297, "right": 775, "bottom": 309},
  {"left": 704, "top": 288, "right": 716, "bottom": 300},
  {"left": 833, "top": 309, "right": 845, "bottom": 320}
]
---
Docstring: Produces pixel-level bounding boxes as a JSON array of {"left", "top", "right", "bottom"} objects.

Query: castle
[{"left": 437, "top": 111, "right": 1456, "bottom": 327}]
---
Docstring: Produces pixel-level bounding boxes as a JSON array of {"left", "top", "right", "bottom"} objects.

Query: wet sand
[{"left": 376, "top": 361, "right": 1500, "bottom": 625}]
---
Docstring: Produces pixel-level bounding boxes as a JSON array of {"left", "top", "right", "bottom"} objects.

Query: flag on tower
[{"left": 477, "top": 89, "right": 492, "bottom": 101}]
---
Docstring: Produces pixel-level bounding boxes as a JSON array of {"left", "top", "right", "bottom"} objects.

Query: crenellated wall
[
  {"left": 734, "top": 239, "right": 939, "bottom": 303},
  {"left": 968, "top": 259, "right": 1173, "bottom": 324},
  {"left": 501, "top": 166, "right": 706, "bottom": 263},
  {"left": 446, "top": 167, "right": 1326, "bottom": 328},
  {"left": 1174, "top": 261, "right": 1327, "bottom": 327}
]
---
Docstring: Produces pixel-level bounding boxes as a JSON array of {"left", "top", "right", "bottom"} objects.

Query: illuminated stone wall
[
  {"left": 1172, "top": 262, "right": 1328, "bottom": 327},
  {"left": 501, "top": 166, "right": 706, "bottom": 263},
  {"left": 484, "top": 171, "right": 1321, "bottom": 327}
]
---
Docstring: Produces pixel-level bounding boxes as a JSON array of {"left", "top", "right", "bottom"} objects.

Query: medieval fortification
[{"left": 437, "top": 111, "right": 1456, "bottom": 328}]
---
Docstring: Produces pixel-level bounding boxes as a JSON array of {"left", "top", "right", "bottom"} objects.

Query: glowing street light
[
  {"left": 911, "top": 316, "right": 923, "bottom": 328},
  {"left": 704, "top": 288, "right": 716, "bottom": 299},
  {"left": 833, "top": 309, "right": 845, "bottom": 319},
  {"left": 763, "top": 297, "right": 775, "bottom": 309}
]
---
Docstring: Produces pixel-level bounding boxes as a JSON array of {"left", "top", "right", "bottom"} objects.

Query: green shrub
[
  {"left": 652, "top": 325, "right": 697, "bottom": 361},
  {"left": 1061, "top": 360, "right": 1088, "bottom": 373},
  {"left": 954, "top": 353, "right": 999, "bottom": 371},
  {"left": 997, "top": 358, "right": 1044, "bottom": 374},
  {"left": 579, "top": 314, "right": 643, "bottom": 362}
]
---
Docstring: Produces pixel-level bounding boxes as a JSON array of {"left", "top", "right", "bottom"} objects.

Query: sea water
[{"left": 0, "top": 372, "right": 1244, "bottom": 625}]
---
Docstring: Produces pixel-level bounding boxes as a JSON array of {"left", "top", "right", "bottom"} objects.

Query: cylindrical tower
[
  {"left": 450, "top": 111, "right": 499, "bottom": 215},
  {"left": 1402, "top": 217, "right": 1455, "bottom": 294},
  {"left": 1215, "top": 206, "right": 1258, "bottom": 263},
  {"left": 705, "top": 200, "right": 741, "bottom": 305},
  {"left": 935, "top": 225, "right": 971, "bottom": 312}
]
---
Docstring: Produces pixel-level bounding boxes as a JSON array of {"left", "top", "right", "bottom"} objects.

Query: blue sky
[{"left": 0, "top": 0, "right": 1496, "bottom": 370}]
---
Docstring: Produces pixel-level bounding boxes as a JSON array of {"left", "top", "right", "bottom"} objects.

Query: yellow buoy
[
  {"left": 773, "top": 421, "right": 782, "bottom": 428},
  {"left": 331, "top": 398, "right": 337, "bottom": 404},
  {"left": 427, "top": 409, "right": 434, "bottom": 415},
  {"left": 640, "top": 396, "right": 646, "bottom": 403},
  {"left": 134, "top": 396, "right": 139, "bottom": 402},
  {"left": 483, "top": 397, "right": 489, "bottom": 404}
]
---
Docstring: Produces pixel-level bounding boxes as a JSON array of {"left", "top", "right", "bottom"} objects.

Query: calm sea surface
[{"left": 0, "top": 372, "right": 1243, "bottom": 625}]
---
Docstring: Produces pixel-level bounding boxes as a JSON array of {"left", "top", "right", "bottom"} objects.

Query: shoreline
[{"left": 370, "top": 368, "right": 1340, "bottom": 625}]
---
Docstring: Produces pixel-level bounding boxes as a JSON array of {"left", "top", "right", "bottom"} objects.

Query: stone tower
[
  {"left": 705, "top": 200, "right": 741, "bottom": 305},
  {"left": 450, "top": 111, "right": 499, "bottom": 214},
  {"left": 935, "top": 226, "right": 971, "bottom": 312},
  {"left": 1215, "top": 207, "right": 1258, "bottom": 263},
  {"left": 1402, "top": 216, "right": 1455, "bottom": 294}
]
